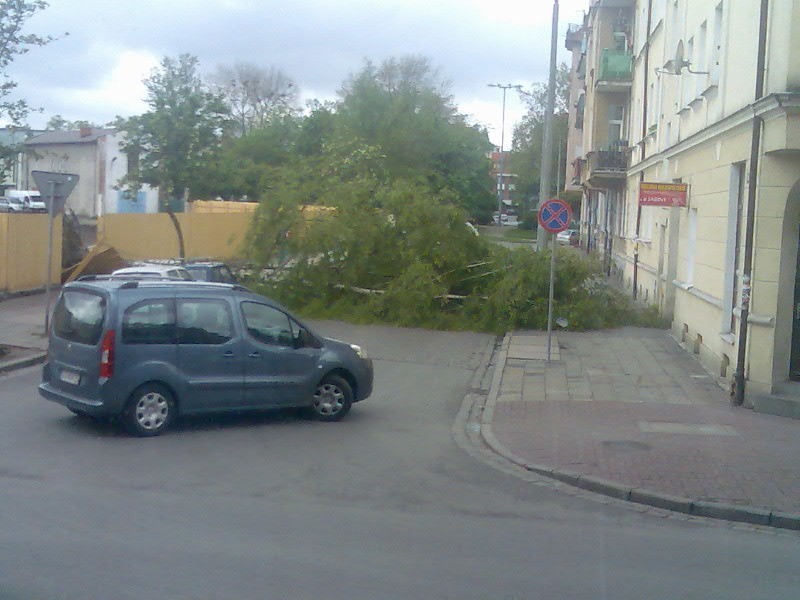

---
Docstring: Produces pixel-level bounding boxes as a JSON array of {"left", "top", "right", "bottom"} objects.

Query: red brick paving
[{"left": 492, "top": 399, "right": 800, "bottom": 512}]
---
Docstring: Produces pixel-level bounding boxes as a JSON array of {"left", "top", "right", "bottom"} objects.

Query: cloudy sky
[{"left": 8, "top": 0, "right": 588, "bottom": 148}]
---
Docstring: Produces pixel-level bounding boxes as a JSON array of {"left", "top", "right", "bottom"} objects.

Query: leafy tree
[
  {"left": 209, "top": 62, "right": 297, "bottom": 137},
  {"left": 336, "top": 55, "right": 494, "bottom": 221},
  {"left": 0, "top": 0, "right": 59, "bottom": 177},
  {"left": 510, "top": 62, "right": 570, "bottom": 207},
  {"left": 116, "top": 54, "right": 230, "bottom": 208},
  {"left": 45, "top": 114, "right": 99, "bottom": 130}
]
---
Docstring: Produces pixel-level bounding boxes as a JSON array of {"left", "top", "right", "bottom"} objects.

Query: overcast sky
[{"left": 8, "top": 0, "right": 587, "bottom": 148}]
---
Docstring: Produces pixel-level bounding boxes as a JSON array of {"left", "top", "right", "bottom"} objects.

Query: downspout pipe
[
  {"left": 632, "top": 0, "right": 653, "bottom": 299},
  {"left": 733, "top": 0, "right": 770, "bottom": 406}
]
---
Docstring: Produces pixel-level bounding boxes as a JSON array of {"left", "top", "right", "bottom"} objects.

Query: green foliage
[
  {"left": 510, "top": 62, "right": 571, "bottom": 201},
  {"left": 252, "top": 174, "right": 663, "bottom": 334},
  {"left": 336, "top": 55, "right": 495, "bottom": 221},
  {"left": 0, "top": 0, "right": 59, "bottom": 178},
  {"left": 115, "top": 54, "right": 230, "bottom": 205}
]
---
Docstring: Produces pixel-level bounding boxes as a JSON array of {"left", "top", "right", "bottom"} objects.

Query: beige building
[{"left": 573, "top": 0, "right": 800, "bottom": 417}]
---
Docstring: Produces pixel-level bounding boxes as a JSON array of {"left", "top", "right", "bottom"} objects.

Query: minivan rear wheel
[
  {"left": 122, "top": 383, "right": 176, "bottom": 437},
  {"left": 308, "top": 375, "right": 353, "bottom": 422}
]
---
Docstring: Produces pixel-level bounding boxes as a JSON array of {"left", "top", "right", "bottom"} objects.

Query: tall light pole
[
  {"left": 536, "top": 0, "right": 560, "bottom": 251},
  {"left": 488, "top": 83, "right": 521, "bottom": 223}
]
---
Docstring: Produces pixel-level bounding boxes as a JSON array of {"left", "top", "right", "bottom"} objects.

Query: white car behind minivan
[{"left": 7, "top": 190, "right": 46, "bottom": 212}]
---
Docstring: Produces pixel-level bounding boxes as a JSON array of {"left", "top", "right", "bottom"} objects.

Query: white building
[{"left": 25, "top": 128, "right": 159, "bottom": 217}]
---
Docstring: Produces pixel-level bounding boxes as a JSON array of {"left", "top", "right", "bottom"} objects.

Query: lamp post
[
  {"left": 536, "top": 0, "right": 560, "bottom": 251},
  {"left": 488, "top": 83, "right": 522, "bottom": 223}
]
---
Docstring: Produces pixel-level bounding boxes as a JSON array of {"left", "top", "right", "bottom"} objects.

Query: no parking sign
[{"left": 538, "top": 198, "right": 572, "bottom": 234}]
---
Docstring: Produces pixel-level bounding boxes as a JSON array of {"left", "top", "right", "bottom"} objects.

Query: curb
[
  {"left": 0, "top": 352, "right": 46, "bottom": 375},
  {"left": 478, "top": 332, "right": 800, "bottom": 533}
]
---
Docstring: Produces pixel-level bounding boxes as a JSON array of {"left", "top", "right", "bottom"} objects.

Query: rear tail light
[{"left": 99, "top": 330, "right": 116, "bottom": 379}]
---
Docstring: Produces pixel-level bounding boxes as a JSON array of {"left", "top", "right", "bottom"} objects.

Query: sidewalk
[
  {"left": 0, "top": 292, "right": 49, "bottom": 371},
  {"left": 482, "top": 328, "right": 800, "bottom": 528}
]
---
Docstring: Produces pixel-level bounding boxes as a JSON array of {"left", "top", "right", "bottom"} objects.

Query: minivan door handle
[
  {"left": 222, "top": 351, "right": 236, "bottom": 359},
  {"left": 249, "top": 351, "right": 260, "bottom": 359}
]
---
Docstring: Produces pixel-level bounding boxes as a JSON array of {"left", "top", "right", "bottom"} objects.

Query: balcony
[
  {"left": 597, "top": 49, "right": 632, "bottom": 91},
  {"left": 586, "top": 144, "right": 628, "bottom": 188}
]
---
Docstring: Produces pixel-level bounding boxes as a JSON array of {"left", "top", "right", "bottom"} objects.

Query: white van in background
[{"left": 7, "top": 190, "right": 47, "bottom": 212}]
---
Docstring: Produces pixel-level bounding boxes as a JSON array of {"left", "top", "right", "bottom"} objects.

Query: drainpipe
[
  {"left": 733, "top": 0, "right": 770, "bottom": 406},
  {"left": 633, "top": 0, "right": 653, "bottom": 299}
]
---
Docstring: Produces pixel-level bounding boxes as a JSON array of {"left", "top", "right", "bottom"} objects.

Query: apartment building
[{"left": 572, "top": 0, "right": 800, "bottom": 416}]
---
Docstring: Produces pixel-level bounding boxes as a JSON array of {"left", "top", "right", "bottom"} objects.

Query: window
[
  {"left": 711, "top": 2, "right": 723, "bottom": 84},
  {"left": 686, "top": 206, "right": 697, "bottom": 284},
  {"left": 177, "top": 299, "right": 234, "bottom": 345},
  {"left": 122, "top": 300, "right": 175, "bottom": 345},
  {"left": 214, "top": 266, "right": 235, "bottom": 283},
  {"left": 53, "top": 291, "right": 106, "bottom": 345},
  {"left": 696, "top": 21, "right": 708, "bottom": 96},
  {"left": 722, "top": 163, "right": 745, "bottom": 333},
  {"left": 682, "top": 37, "right": 694, "bottom": 107},
  {"left": 608, "top": 104, "right": 625, "bottom": 143},
  {"left": 241, "top": 302, "right": 296, "bottom": 347}
]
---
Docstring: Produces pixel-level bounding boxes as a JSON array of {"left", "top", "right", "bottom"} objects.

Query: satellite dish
[{"left": 673, "top": 41, "right": 690, "bottom": 75}]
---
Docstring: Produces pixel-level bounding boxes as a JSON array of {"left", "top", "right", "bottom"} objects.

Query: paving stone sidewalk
[
  {"left": 487, "top": 328, "right": 800, "bottom": 515},
  {"left": 0, "top": 293, "right": 48, "bottom": 371}
]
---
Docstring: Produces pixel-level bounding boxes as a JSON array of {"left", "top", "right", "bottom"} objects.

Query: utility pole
[
  {"left": 537, "top": 0, "right": 560, "bottom": 251},
  {"left": 488, "top": 83, "right": 522, "bottom": 223}
]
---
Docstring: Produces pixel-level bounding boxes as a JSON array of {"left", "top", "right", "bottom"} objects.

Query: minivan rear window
[{"left": 53, "top": 290, "right": 106, "bottom": 345}]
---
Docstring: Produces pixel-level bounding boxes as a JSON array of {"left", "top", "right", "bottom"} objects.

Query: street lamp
[
  {"left": 536, "top": 0, "right": 560, "bottom": 251},
  {"left": 488, "top": 83, "right": 522, "bottom": 223}
]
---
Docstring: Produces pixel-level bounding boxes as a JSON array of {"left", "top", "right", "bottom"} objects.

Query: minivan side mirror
[{"left": 295, "top": 328, "right": 313, "bottom": 349}]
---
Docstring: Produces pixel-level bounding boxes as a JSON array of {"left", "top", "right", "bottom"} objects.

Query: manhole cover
[{"left": 601, "top": 440, "right": 652, "bottom": 452}]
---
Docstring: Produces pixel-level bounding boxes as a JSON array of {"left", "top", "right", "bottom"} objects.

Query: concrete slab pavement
[
  {"left": 0, "top": 292, "right": 49, "bottom": 372},
  {"left": 481, "top": 328, "right": 800, "bottom": 529}
]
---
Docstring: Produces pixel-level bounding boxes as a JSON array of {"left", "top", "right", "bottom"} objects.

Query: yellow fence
[
  {"left": 97, "top": 205, "right": 336, "bottom": 264},
  {"left": 189, "top": 200, "right": 258, "bottom": 214},
  {"left": 0, "top": 214, "right": 62, "bottom": 293},
  {"left": 98, "top": 213, "right": 251, "bottom": 261}
]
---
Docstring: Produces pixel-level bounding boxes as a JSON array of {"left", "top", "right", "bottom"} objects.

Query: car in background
[
  {"left": 1, "top": 196, "right": 25, "bottom": 212},
  {"left": 39, "top": 279, "right": 374, "bottom": 436},
  {"left": 556, "top": 229, "right": 579, "bottom": 246},
  {"left": 7, "top": 190, "right": 46, "bottom": 213},
  {"left": 184, "top": 261, "right": 237, "bottom": 283},
  {"left": 112, "top": 264, "right": 193, "bottom": 280},
  {"left": 502, "top": 215, "right": 519, "bottom": 227}
]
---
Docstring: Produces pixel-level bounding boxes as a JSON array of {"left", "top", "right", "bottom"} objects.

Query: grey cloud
[{"left": 7, "top": 0, "right": 587, "bottom": 127}]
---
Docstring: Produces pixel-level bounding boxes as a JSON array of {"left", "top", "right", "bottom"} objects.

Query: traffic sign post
[
  {"left": 31, "top": 171, "right": 79, "bottom": 334},
  {"left": 538, "top": 198, "right": 573, "bottom": 362}
]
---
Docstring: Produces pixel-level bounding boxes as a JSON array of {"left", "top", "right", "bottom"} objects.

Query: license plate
[{"left": 60, "top": 370, "right": 81, "bottom": 385}]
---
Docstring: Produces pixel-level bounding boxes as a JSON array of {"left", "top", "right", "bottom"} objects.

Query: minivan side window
[
  {"left": 241, "top": 302, "right": 294, "bottom": 347},
  {"left": 122, "top": 300, "right": 176, "bottom": 344},
  {"left": 52, "top": 290, "right": 106, "bottom": 345},
  {"left": 177, "top": 299, "right": 234, "bottom": 345}
]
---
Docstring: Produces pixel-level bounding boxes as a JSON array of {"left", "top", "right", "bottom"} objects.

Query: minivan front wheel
[
  {"left": 122, "top": 384, "right": 176, "bottom": 437},
  {"left": 309, "top": 375, "right": 353, "bottom": 422}
]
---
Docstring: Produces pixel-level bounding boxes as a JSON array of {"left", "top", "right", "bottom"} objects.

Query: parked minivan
[{"left": 39, "top": 280, "right": 374, "bottom": 436}]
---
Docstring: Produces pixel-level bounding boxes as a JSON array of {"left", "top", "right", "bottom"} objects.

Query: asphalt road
[{"left": 1, "top": 322, "right": 798, "bottom": 599}]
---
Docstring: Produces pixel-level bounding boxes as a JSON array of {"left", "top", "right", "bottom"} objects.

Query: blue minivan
[{"left": 39, "top": 279, "right": 373, "bottom": 436}]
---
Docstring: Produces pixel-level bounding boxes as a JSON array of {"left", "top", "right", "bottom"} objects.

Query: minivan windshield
[{"left": 52, "top": 290, "right": 106, "bottom": 345}]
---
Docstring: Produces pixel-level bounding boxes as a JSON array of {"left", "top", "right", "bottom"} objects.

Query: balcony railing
[
  {"left": 598, "top": 49, "right": 633, "bottom": 82},
  {"left": 586, "top": 144, "right": 628, "bottom": 187}
]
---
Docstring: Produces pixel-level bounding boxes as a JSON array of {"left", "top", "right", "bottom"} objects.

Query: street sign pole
[
  {"left": 44, "top": 181, "right": 56, "bottom": 334},
  {"left": 546, "top": 231, "right": 557, "bottom": 362},
  {"left": 537, "top": 198, "right": 573, "bottom": 362},
  {"left": 32, "top": 171, "right": 80, "bottom": 336}
]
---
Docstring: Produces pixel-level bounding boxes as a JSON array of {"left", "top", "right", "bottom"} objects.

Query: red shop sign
[{"left": 639, "top": 182, "right": 688, "bottom": 207}]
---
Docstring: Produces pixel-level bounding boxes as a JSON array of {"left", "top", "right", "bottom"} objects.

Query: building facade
[
  {"left": 489, "top": 148, "right": 519, "bottom": 211},
  {"left": 573, "top": 0, "right": 800, "bottom": 416},
  {"left": 25, "top": 128, "right": 159, "bottom": 218}
]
